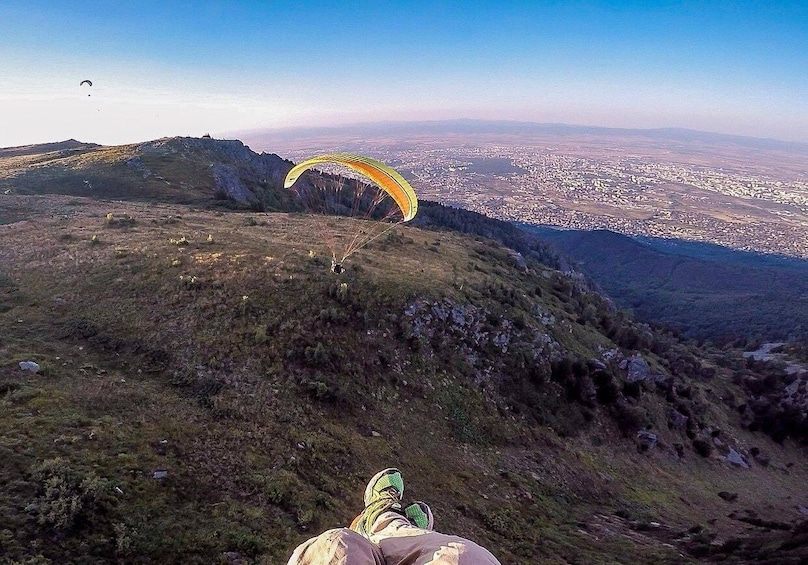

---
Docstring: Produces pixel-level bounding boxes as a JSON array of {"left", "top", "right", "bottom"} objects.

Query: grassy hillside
[
  {"left": 1, "top": 193, "right": 806, "bottom": 564},
  {"left": 0, "top": 137, "right": 293, "bottom": 211}
]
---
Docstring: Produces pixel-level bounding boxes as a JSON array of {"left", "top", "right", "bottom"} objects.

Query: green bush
[{"left": 24, "top": 458, "right": 111, "bottom": 532}]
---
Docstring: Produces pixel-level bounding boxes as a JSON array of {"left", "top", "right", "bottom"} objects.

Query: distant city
[{"left": 248, "top": 124, "right": 808, "bottom": 258}]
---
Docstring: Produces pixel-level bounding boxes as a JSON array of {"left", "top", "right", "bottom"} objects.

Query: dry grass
[{"left": 0, "top": 195, "right": 806, "bottom": 564}]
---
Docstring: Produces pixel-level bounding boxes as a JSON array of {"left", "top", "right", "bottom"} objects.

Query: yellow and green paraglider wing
[{"left": 283, "top": 153, "right": 418, "bottom": 221}]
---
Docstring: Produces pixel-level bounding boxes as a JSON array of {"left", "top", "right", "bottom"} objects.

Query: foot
[
  {"left": 350, "top": 468, "right": 404, "bottom": 538},
  {"left": 363, "top": 468, "right": 404, "bottom": 507},
  {"left": 404, "top": 501, "right": 434, "bottom": 530}
]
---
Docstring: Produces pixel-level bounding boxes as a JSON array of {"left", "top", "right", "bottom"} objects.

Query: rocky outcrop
[
  {"left": 212, "top": 163, "right": 255, "bottom": 204},
  {"left": 136, "top": 136, "right": 293, "bottom": 205},
  {"left": 402, "top": 297, "right": 560, "bottom": 385}
]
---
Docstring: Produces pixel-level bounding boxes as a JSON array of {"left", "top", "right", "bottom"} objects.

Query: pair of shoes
[{"left": 350, "top": 468, "right": 434, "bottom": 536}]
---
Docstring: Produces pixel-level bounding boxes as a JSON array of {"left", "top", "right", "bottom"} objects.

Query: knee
[
  {"left": 431, "top": 539, "right": 500, "bottom": 565},
  {"left": 288, "top": 528, "right": 383, "bottom": 565}
]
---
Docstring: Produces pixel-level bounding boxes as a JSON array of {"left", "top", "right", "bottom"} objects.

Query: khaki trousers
[
  {"left": 370, "top": 511, "right": 501, "bottom": 565},
  {"left": 286, "top": 528, "right": 385, "bottom": 565},
  {"left": 288, "top": 512, "right": 500, "bottom": 565}
]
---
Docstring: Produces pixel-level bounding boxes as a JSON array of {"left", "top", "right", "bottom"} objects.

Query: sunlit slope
[
  {"left": 0, "top": 196, "right": 806, "bottom": 564},
  {"left": 0, "top": 137, "right": 292, "bottom": 208}
]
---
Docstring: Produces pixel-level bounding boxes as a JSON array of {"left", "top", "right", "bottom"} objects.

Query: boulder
[
  {"left": 636, "top": 430, "right": 659, "bottom": 451},
  {"left": 724, "top": 449, "right": 749, "bottom": 469},
  {"left": 19, "top": 361, "right": 40, "bottom": 373},
  {"left": 668, "top": 409, "right": 689, "bottom": 430},
  {"left": 627, "top": 354, "right": 652, "bottom": 382}
]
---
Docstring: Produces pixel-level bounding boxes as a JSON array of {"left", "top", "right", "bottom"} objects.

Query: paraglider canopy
[
  {"left": 283, "top": 153, "right": 419, "bottom": 269},
  {"left": 80, "top": 79, "right": 93, "bottom": 97},
  {"left": 284, "top": 154, "right": 417, "bottom": 222}
]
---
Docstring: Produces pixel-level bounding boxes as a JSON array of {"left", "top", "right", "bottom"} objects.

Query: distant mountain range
[
  {"left": 235, "top": 119, "right": 808, "bottom": 155},
  {"left": 524, "top": 225, "right": 808, "bottom": 341}
]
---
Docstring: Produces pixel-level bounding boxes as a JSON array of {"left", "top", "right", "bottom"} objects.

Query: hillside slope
[
  {"left": 1, "top": 192, "right": 806, "bottom": 564},
  {"left": 526, "top": 226, "right": 808, "bottom": 342},
  {"left": 0, "top": 137, "right": 293, "bottom": 210}
]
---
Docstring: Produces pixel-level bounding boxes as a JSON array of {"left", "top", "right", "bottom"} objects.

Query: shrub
[
  {"left": 692, "top": 438, "right": 713, "bottom": 458},
  {"left": 304, "top": 342, "right": 330, "bottom": 367},
  {"left": 593, "top": 371, "right": 620, "bottom": 404},
  {"left": 613, "top": 401, "right": 648, "bottom": 434},
  {"left": 24, "top": 458, "right": 111, "bottom": 532}
]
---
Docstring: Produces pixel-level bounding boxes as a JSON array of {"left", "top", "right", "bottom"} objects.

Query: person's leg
[
  {"left": 287, "top": 528, "right": 385, "bottom": 565},
  {"left": 370, "top": 512, "right": 501, "bottom": 565}
]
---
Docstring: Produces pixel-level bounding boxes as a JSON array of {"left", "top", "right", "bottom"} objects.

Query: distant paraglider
[
  {"left": 80, "top": 79, "right": 93, "bottom": 96},
  {"left": 283, "top": 153, "right": 418, "bottom": 272}
]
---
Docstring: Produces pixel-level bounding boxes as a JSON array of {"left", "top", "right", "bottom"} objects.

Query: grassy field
[{"left": 1, "top": 195, "right": 806, "bottom": 564}]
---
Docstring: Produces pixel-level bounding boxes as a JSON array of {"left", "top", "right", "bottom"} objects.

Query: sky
[{"left": 1, "top": 0, "right": 806, "bottom": 147}]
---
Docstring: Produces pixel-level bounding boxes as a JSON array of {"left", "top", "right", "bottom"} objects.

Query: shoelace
[{"left": 357, "top": 489, "right": 402, "bottom": 537}]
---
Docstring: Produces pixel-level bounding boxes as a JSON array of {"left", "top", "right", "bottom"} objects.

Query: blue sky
[{"left": 1, "top": 1, "right": 806, "bottom": 146}]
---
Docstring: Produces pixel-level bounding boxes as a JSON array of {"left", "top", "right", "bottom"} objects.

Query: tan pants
[
  {"left": 288, "top": 513, "right": 500, "bottom": 565},
  {"left": 287, "top": 528, "right": 385, "bottom": 565},
  {"left": 371, "top": 511, "right": 501, "bottom": 565}
]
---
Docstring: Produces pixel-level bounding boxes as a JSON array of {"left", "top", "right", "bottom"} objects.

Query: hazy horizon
[{"left": 2, "top": 1, "right": 806, "bottom": 147}]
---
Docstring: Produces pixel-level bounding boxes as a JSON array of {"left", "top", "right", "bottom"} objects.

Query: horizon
[
  {"left": 6, "top": 118, "right": 808, "bottom": 152},
  {"left": 2, "top": 1, "right": 807, "bottom": 147}
]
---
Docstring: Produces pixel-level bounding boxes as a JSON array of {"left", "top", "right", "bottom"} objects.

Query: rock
[
  {"left": 19, "top": 361, "right": 40, "bottom": 372},
  {"left": 508, "top": 250, "right": 527, "bottom": 270},
  {"left": 636, "top": 430, "right": 658, "bottom": 451},
  {"left": 718, "top": 491, "right": 738, "bottom": 502},
  {"left": 724, "top": 449, "right": 749, "bottom": 469},
  {"left": 153, "top": 470, "right": 169, "bottom": 480},
  {"left": 668, "top": 409, "right": 689, "bottom": 430},
  {"left": 212, "top": 163, "right": 256, "bottom": 204},
  {"left": 591, "top": 359, "right": 607, "bottom": 371},
  {"left": 222, "top": 551, "right": 244, "bottom": 564},
  {"left": 626, "top": 354, "right": 667, "bottom": 383},
  {"left": 626, "top": 355, "right": 651, "bottom": 382}
]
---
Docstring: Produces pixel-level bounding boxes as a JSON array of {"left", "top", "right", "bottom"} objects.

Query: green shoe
[
  {"left": 351, "top": 468, "right": 404, "bottom": 538},
  {"left": 364, "top": 468, "right": 404, "bottom": 506},
  {"left": 404, "top": 501, "right": 434, "bottom": 530}
]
